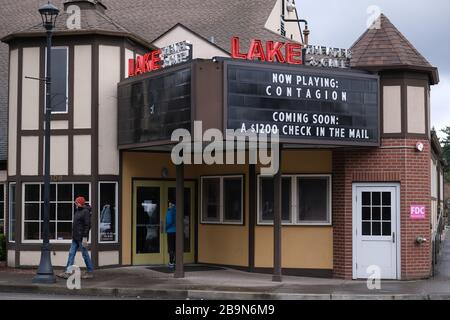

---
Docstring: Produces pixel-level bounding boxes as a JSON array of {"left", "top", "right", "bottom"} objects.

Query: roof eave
[
  {"left": 351, "top": 64, "right": 439, "bottom": 85},
  {"left": 1, "top": 29, "right": 156, "bottom": 51}
]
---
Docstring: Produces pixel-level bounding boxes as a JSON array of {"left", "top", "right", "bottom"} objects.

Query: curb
[{"left": 0, "top": 284, "right": 442, "bottom": 300}]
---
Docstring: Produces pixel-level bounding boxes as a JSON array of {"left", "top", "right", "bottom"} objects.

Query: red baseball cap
[{"left": 75, "top": 196, "right": 86, "bottom": 207}]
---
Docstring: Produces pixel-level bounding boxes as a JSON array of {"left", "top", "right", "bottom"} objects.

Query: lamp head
[{"left": 39, "top": 2, "right": 60, "bottom": 31}]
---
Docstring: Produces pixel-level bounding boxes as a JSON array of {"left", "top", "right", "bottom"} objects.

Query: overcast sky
[{"left": 296, "top": 0, "right": 450, "bottom": 138}]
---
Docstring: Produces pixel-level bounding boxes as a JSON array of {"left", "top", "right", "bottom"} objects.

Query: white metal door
[{"left": 353, "top": 185, "right": 399, "bottom": 279}]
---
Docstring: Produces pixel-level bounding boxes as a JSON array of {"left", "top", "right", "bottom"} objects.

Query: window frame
[
  {"left": 98, "top": 181, "right": 119, "bottom": 244},
  {"left": 257, "top": 174, "right": 332, "bottom": 226},
  {"left": 45, "top": 46, "right": 69, "bottom": 114},
  {"left": 21, "top": 182, "right": 91, "bottom": 244},
  {"left": 0, "top": 183, "right": 5, "bottom": 231},
  {"left": 8, "top": 183, "right": 16, "bottom": 243},
  {"left": 200, "top": 175, "right": 244, "bottom": 225}
]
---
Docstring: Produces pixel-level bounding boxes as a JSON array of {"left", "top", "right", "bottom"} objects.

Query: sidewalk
[{"left": 0, "top": 264, "right": 450, "bottom": 300}]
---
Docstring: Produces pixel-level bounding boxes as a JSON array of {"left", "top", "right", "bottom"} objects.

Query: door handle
[{"left": 392, "top": 232, "right": 395, "bottom": 243}]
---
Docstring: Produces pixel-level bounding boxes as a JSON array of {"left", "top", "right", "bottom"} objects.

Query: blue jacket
[{"left": 165, "top": 206, "right": 176, "bottom": 233}]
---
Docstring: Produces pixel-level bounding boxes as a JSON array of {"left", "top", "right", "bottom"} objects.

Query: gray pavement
[{"left": 0, "top": 229, "right": 449, "bottom": 300}]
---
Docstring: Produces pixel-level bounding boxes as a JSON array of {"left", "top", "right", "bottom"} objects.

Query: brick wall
[{"left": 333, "top": 138, "right": 432, "bottom": 280}]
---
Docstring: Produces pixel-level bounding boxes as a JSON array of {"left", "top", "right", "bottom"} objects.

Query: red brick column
[{"left": 332, "top": 138, "right": 432, "bottom": 280}]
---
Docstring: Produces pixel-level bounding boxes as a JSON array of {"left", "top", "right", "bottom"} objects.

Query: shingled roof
[
  {"left": 1, "top": 1, "right": 154, "bottom": 48},
  {"left": 102, "top": 0, "right": 286, "bottom": 52},
  {"left": 351, "top": 14, "right": 439, "bottom": 84}
]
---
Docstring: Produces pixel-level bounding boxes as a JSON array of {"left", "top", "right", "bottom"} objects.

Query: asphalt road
[{"left": 0, "top": 292, "right": 147, "bottom": 300}]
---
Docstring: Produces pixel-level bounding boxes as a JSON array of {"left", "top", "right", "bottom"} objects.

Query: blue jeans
[{"left": 65, "top": 239, "right": 94, "bottom": 273}]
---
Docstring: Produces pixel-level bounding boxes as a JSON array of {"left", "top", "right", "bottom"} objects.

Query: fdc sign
[{"left": 410, "top": 205, "right": 426, "bottom": 220}]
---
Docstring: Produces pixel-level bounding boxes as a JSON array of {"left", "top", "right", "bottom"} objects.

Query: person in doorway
[
  {"left": 58, "top": 196, "right": 94, "bottom": 279},
  {"left": 165, "top": 200, "right": 176, "bottom": 268}
]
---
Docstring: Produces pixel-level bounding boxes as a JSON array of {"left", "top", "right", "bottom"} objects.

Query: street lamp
[{"left": 33, "top": 1, "right": 59, "bottom": 284}]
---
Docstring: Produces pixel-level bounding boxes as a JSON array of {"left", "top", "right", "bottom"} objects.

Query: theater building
[{"left": 1, "top": 0, "right": 446, "bottom": 280}]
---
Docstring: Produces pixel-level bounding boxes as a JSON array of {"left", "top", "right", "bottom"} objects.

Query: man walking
[{"left": 58, "top": 196, "right": 94, "bottom": 279}]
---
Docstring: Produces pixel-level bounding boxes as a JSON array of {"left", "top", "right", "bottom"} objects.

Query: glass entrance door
[{"left": 132, "top": 180, "right": 195, "bottom": 265}]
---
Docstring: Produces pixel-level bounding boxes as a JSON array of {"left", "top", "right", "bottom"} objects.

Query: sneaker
[
  {"left": 168, "top": 262, "right": 175, "bottom": 268},
  {"left": 82, "top": 272, "right": 94, "bottom": 279},
  {"left": 57, "top": 272, "right": 70, "bottom": 279}
]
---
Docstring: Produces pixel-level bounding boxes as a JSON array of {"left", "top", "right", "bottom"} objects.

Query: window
[
  {"left": 361, "top": 191, "right": 392, "bottom": 237},
  {"left": 201, "top": 176, "right": 243, "bottom": 224},
  {"left": 46, "top": 47, "right": 68, "bottom": 113},
  {"left": 0, "top": 184, "right": 4, "bottom": 232},
  {"left": 99, "top": 182, "right": 118, "bottom": 243},
  {"left": 9, "top": 183, "right": 16, "bottom": 242},
  {"left": 23, "top": 183, "right": 90, "bottom": 242},
  {"left": 259, "top": 177, "right": 292, "bottom": 223},
  {"left": 201, "top": 178, "right": 220, "bottom": 222},
  {"left": 258, "top": 175, "right": 331, "bottom": 225},
  {"left": 298, "top": 177, "right": 331, "bottom": 224}
]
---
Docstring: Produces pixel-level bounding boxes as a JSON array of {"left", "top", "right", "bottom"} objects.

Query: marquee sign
[
  {"left": 128, "top": 41, "right": 193, "bottom": 77},
  {"left": 118, "top": 65, "right": 192, "bottom": 146},
  {"left": 225, "top": 60, "right": 379, "bottom": 146}
]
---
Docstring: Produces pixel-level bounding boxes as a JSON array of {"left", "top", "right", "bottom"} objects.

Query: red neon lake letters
[
  {"left": 231, "top": 36, "right": 303, "bottom": 65},
  {"left": 128, "top": 49, "right": 162, "bottom": 77}
]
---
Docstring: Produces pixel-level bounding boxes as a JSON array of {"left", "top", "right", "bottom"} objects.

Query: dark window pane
[
  {"left": 136, "top": 226, "right": 159, "bottom": 254},
  {"left": 99, "top": 183, "right": 117, "bottom": 242},
  {"left": 136, "top": 186, "right": 160, "bottom": 254},
  {"left": 382, "top": 192, "right": 391, "bottom": 206},
  {"left": 362, "top": 192, "right": 371, "bottom": 206},
  {"left": 50, "top": 48, "right": 68, "bottom": 113},
  {"left": 260, "top": 178, "right": 291, "bottom": 222},
  {"left": 137, "top": 187, "right": 160, "bottom": 225},
  {"left": 372, "top": 222, "right": 381, "bottom": 236},
  {"left": 9, "top": 184, "right": 16, "bottom": 242},
  {"left": 57, "top": 203, "right": 73, "bottom": 221},
  {"left": 382, "top": 207, "right": 391, "bottom": 221},
  {"left": 362, "top": 207, "right": 371, "bottom": 220},
  {"left": 41, "top": 203, "right": 56, "bottom": 221},
  {"left": 382, "top": 222, "right": 391, "bottom": 236},
  {"left": 41, "top": 184, "right": 56, "bottom": 201},
  {"left": 372, "top": 207, "right": 381, "bottom": 221},
  {"left": 298, "top": 178, "right": 328, "bottom": 223},
  {"left": 74, "top": 184, "right": 90, "bottom": 202},
  {"left": 40, "top": 222, "right": 56, "bottom": 240},
  {"left": 202, "top": 178, "right": 220, "bottom": 221},
  {"left": 24, "top": 203, "right": 40, "bottom": 220},
  {"left": 0, "top": 183, "right": 4, "bottom": 229},
  {"left": 224, "top": 178, "right": 242, "bottom": 222},
  {"left": 260, "top": 178, "right": 274, "bottom": 221},
  {"left": 25, "top": 184, "right": 40, "bottom": 201},
  {"left": 58, "top": 184, "right": 72, "bottom": 201},
  {"left": 24, "top": 222, "right": 40, "bottom": 240},
  {"left": 281, "top": 178, "right": 291, "bottom": 221},
  {"left": 57, "top": 222, "right": 72, "bottom": 240},
  {"left": 372, "top": 192, "right": 381, "bottom": 206},
  {"left": 362, "top": 222, "right": 371, "bottom": 236}
]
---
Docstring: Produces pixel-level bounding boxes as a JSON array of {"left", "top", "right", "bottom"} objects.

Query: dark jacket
[{"left": 72, "top": 205, "right": 92, "bottom": 241}]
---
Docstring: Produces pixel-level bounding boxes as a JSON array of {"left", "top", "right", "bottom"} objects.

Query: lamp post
[{"left": 33, "top": 2, "right": 59, "bottom": 284}]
